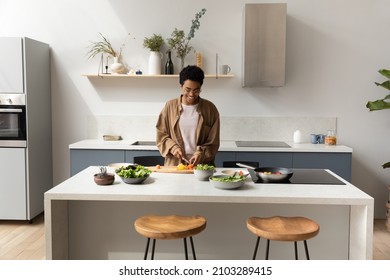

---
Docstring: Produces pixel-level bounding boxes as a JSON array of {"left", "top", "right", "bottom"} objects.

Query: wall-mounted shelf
[{"left": 82, "top": 74, "right": 234, "bottom": 79}]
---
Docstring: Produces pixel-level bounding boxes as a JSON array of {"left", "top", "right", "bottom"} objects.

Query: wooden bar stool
[
  {"left": 246, "top": 216, "right": 320, "bottom": 260},
  {"left": 134, "top": 215, "right": 207, "bottom": 260}
]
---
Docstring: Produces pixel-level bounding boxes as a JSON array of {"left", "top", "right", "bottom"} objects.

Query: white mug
[{"left": 220, "top": 65, "right": 231, "bottom": 75}]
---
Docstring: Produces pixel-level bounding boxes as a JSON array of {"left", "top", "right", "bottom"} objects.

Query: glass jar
[{"left": 325, "top": 130, "right": 337, "bottom": 145}]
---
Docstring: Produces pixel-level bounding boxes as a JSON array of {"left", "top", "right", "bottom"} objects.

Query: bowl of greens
[
  {"left": 194, "top": 164, "right": 215, "bottom": 181},
  {"left": 115, "top": 164, "right": 151, "bottom": 184},
  {"left": 209, "top": 174, "right": 246, "bottom": 190}
]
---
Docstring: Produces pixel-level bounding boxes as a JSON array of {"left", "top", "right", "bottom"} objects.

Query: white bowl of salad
[
  {"left": 115, "top": 165, "right": 151, "bottom": 184},
  {"left": 209, "top": 174, "right": 246, "bottom": 190},
  {"left": 194, "top": 164, "right": 215, "bottom": 181}
]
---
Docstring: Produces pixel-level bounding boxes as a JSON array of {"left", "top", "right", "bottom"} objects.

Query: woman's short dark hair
[{"left": 179, "top": 65, "right": 205, "bottom": 86}]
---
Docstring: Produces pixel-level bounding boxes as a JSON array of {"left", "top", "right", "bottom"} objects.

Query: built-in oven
[{"left": 0, "top": 94, "right": 26, "bottom": 147}]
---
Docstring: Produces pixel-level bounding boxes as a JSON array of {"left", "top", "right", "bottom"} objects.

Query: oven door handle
[{"left": 0, "top": 108, "right": 23, "bottom": 113}]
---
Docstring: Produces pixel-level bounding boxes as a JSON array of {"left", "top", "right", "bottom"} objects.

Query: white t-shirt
[{"left": 179, "top": 103, "right": 199, "bottom": 159}]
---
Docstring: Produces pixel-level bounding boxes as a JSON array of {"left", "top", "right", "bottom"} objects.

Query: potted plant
[
  {"left": 94, "top": 166, "right": 115, "bottom": 185},
  {"left": 87, "top": 33, "right": 131, "bottom": 74},
  {"left": 366, "top": 68, "right": 390, "bottom": 230},
  {"left": 143, "top": 33, "right": 164, "bottom": 52},
  {"left": 167, "top": 8, "right": 206, "bottom": 70},
  {"left": 143, "top": 33, "right": 164, "bottom": 75}
]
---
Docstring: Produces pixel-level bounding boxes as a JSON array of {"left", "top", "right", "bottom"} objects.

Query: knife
[{"left": 181, "top": 157, "right": 190, "bottom": 164}]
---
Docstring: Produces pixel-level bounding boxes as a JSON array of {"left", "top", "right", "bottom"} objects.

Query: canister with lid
[{"left": 325, "top": 130, "right": 337, "bottom": 145}]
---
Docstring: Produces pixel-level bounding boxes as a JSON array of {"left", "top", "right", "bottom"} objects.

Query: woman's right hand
[{"left": 172, "top": 147, "right": 184, "bottom": 160}]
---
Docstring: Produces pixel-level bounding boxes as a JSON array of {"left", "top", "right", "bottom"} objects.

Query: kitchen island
[{"left": 44, "top": 166, "right": 373, "bottom": 260}]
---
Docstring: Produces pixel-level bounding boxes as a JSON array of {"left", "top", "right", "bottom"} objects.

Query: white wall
[{"left": 1, "top": 0, "right": 389, "bottom": 218}]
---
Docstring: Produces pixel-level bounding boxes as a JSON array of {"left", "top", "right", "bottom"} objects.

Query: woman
[{"left": 156, "top": 65, "right": 220, "bottom": 166}]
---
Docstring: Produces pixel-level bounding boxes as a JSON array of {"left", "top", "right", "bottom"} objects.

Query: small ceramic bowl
[
  {"left": 209, "top": 175, "right": 246, "bottom": 190},
  {"left": 119, "top": 174, "right": 150, "bottom": 184},
  {"left": 194, "top": 169, "right": 215, "bottom": 181},
  {"left": 94, "top": 173, "right": 115, "bottom": 185}
]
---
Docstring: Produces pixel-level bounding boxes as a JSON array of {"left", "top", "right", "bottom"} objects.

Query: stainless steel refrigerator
[{"left": 0, "top": 37, "right": 52, "bottom": 221}]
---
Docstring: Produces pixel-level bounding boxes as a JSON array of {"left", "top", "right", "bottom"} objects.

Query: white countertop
[
  {"left": 45, "top": 166, "right": 370, "bottom": 205},
  {"left": 69, "top": 139, "right": 353, "bottom": 153}
]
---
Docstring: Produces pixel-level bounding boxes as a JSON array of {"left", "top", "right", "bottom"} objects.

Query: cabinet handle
[{"left": 0, "top": 108, "right": 23, "bottom": 113}]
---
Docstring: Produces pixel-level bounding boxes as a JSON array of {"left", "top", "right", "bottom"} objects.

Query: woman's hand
[
  {"left": 189, "top": 154, "right": 201, "bottom": 166},
  {"left": 172, "top": 147, "right": 201, "bottom": 165},
  {"left": 172, "top": 147, "right": 184, "bottom": 160}
]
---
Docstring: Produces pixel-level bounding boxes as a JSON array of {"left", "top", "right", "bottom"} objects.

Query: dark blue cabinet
[
  {"left": 70, "top": 149, "right": 125, "bottom": 176},
  {"left": 236, "top": 152, "right": 293, "bottom": 168},
  {"left": 125, "top": 150, "right": 162, "bottom": 162},
  {"left": 293, "top": 152, "right": 351, "bottom": 181}
]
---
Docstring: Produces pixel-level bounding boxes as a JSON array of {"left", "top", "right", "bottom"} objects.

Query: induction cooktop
[{"left": 249, "top": 168, "right": 346, "bottom": 185}]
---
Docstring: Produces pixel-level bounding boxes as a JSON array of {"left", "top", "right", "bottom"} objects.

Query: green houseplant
[
  {"left": 167, "top": 8, "right": 206, "bottom": 69},
  {"left": 143, "top": 33, "right": 164, "bottom": 52},
  {"left": 366, "top": 69, "right": 390, "bottom": 111},
  {"left": 366, "top": 68, "right": 390, "bottom": 230},
  {"left": 366, "top": 69, "right": 390, "bottom": 168},
  {"left": 143, "top": 33, "right": 165, "bottom": 74}
]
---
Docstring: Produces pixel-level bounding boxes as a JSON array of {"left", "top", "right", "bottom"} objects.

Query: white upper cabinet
[
  {"left": 0, "top": 37, "right": 24, "bottom": 93},
  {"left": 242, "top": 3, "right": 287, "bottom": 87}
]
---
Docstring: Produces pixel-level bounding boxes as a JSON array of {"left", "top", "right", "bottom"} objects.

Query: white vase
[
  {"left": 148, "top": 51, "right": 162, "bottom": 75},
  {"left": 111, "top": 57, "right": 126, "bottom": 74}
]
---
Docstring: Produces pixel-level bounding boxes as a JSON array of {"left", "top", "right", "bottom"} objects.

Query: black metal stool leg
[
  {"left": 189, "top": 236, "right": 197, "bottom": 260},
  {"left": 294, "top": 241, "right": 298, "bottom": 260},
  {"left": 143, "top": 238, "right": 150, "bottom": 260},
  {"left": 183, "top": 238, "right": 189, "bottom": 260},
  {"left": 304, "top": 240, "right": 310, "bottom": 260},
  {"left": 151, "top": 239, "right": 156, "bottom": 260},
  {"left": 252, "top": 237, "right": 260, "bottom": 260},
  {"left": 265, "top": 239, "right": 270, "bottom": 260}
]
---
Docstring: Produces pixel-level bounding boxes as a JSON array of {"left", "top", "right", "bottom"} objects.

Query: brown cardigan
[{"left": 156, "top": 96, "right": 220, "bottom": 166}]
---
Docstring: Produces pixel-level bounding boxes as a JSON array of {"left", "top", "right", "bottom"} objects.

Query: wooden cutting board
[{"left": 147, "top": 166, "right": 194, "bottom": 174}]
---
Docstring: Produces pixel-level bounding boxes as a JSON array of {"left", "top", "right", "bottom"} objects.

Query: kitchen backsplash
[{"left": 87, "top": 115, "right": 337, "bottom": 143}]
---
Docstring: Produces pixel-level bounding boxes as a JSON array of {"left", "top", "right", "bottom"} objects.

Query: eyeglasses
[{"left": 183, "top": 87, "right": 201, "bottom": 94}]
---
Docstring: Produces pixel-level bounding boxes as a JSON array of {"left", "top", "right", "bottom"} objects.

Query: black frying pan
[{"left": 236, "top": 163, "right": 293, "bottom": 182}]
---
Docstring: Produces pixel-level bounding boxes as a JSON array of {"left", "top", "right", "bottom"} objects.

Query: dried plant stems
[{"left": 87, "top": 32, "right": 133, "bottom": 59}]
